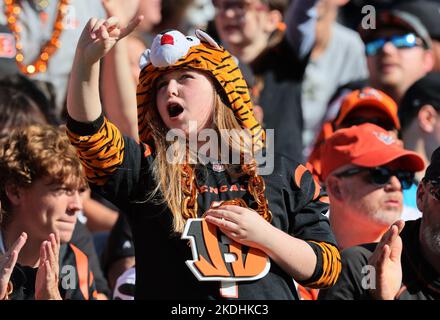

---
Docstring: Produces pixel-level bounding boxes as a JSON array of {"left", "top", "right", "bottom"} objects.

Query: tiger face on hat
[{"left": 136, "top": 29, "right": 265, "bottom": 149}]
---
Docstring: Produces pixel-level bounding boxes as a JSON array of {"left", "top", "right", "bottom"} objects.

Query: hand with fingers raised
[
  {"left": 35, "top": 233, "right": 62, "bottom": 300},
  {"left": 368, "top": 220, "right": 405, "bottom": 300},
  {"left": 0, "top": 232, "right": 27, "bottom": 300},
  {"left": 77, "top": 15, "right": 144, "bottom": 66}
]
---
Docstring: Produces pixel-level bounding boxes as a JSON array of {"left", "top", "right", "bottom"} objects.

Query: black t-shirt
[
  {"left": 9, "top": 243, "right": 97, "bottom": 300},
  {"left": 319, "top": 219, "right": 440, "bottom": 300},
  {"left": 67, "top": 115, "right": 339, "bottom": 300},
  {"left": 250, "top": 36, "right": 308, "bottom": 163}
]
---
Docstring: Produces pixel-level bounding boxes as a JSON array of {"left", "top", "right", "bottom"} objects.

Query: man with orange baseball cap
[
  {"left": 333, "top": 87, "right": 400, "bottom": 131},
  {"left": 298, "top": 120, "right": 421, "bottom": 300},
  {"left": 307, "top": 87, "right": 401, "bottom": 183},
  {"left": 320, "top": 146, "right": 440, "bottom": 300},
  {"left": 321, "top": 123, "right": 424, "bottom": 250}
]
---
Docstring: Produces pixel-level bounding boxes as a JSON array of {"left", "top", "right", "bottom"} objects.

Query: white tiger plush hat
[{"left": 136, "top": 29, "right": 265, "bottom": 148}]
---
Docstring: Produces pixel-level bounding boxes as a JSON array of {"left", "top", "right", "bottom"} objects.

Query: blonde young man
[{"left": 0, "top": 125, "right": 97, "bottom": 300}]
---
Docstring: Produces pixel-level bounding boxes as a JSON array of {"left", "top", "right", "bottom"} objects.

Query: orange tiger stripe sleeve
[
  {"left": 66, "top": 115, "right": 124, "bottom": 186},
  {"left": 302, "top": 241, "right": 342, "bottom": 289}
]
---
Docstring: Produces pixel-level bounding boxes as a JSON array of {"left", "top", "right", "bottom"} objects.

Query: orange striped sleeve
[
  {"left": 303, "top": 241, "right": 341, "bottom": 289},
  {"left": 66, "top": 117, "right": 124, "bottom": 186}
]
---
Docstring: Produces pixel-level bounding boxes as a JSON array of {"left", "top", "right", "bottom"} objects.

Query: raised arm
[
  {"left": 66, "top": 15, "right": 145, "bottom": 191},
  {"left": 67, "top": 16, "right": 143, "bottom": 123}
]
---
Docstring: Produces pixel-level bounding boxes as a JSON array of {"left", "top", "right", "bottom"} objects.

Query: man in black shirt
[{"left": 319, "top": 146, "right": 440, "bottom": 300}]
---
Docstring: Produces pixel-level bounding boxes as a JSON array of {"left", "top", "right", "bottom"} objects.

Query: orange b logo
[{"left": 182, "top": 218, "right": 270, "bottom": 281}]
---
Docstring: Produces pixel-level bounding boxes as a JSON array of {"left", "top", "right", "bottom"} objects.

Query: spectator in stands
[
  {"left": 65, "top": 15, "right": 341, "bottom": 299},
  {"left": 0, "top": 75, "right": 110, "bottom": 298},
  {"left": 301, "top": 0, "right": 368, "bottom": 157},
  {"left": 320, "top": 123, "right": 424, "bottom": 250},
  {"left": 359, "top": 8, "right": 434, "bottom": 104},
  {"left": 307, "top": 87, "right": 401, "bottom": 182},
  {"left": 320, "top": 146, "right": 440, "bottom": 300},
  {"left": 0, "top": 125, "right": 95, "bottom": 299},
  {"left": 395, "top": 0, "right": 440, "bottom": 71},
  {"left": 399, "top": 72, "right": 440, "bottom": 182},
  {"left": 213, "top": 0, "right": 319, "bottom": 162}
]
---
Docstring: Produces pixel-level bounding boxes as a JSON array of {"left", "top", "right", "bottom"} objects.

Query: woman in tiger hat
[{"left": 66, "top": 15, "right": 341, "bottom": 300}]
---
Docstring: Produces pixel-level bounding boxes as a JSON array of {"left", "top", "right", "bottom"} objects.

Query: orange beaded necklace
[{"left": 3, "top": 0, "right": 70, "bottom": 75}]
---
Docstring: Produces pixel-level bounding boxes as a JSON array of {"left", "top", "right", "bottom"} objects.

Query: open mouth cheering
[{"left": 168, "top": 103, "right": 184, "bottom": 118}]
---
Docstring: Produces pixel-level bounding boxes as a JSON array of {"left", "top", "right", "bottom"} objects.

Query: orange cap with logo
[
  {"left": 334, "top": 87, "right": 400, "bottom": 130},
  {"left": 321, "top": 123, "right": 424, "bottom": 181}
]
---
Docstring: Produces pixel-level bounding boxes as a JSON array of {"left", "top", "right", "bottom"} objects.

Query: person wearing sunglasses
[
  {"left": 320, "top": 123, "right": 424, "bottom": 251},
  {"left": 396, "top": 72, "right": 440, "bottom": 215},
  {"left": 307, "top": 87, "right": 425, "bottom": 222},
  {"left": 359, "top": 9, "right": 434, "bottom": 105},
  {"left": 394, "top": 0, "right": 440, "bottom": 72},
  {"left": 320, "top": 146, "right": 440, "bottom": 300},
  {"left": 365, "top": 33, "right": 425, "bottom": 57}
]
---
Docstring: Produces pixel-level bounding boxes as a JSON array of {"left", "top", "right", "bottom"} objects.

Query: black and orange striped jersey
[
  {"left": 8, "top": 243, "right": 98, "bottom": 300},
  {"left": 66, "top": 114, "right": 341, "bottom": 300}
]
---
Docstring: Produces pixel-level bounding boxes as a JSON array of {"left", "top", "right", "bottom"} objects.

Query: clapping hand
[
  {"left": 35, "top": 233, "right": 62, "bottom": 300},
  {"left": 0, "top": 232, "right": 27, "bottom": 300},
  {"left": 368, "top": 220, "right": 405, "bottom": 300}
]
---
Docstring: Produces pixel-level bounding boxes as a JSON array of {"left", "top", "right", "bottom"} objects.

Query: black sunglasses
[
  {"left": 426, "top": 179, "right": 440, "bottom": 201},
  {"left": 336, "top": 166, "right": 415, "bottom": 190}
]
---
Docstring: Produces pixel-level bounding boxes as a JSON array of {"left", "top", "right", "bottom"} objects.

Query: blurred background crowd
[{"left": 1, "top": 0, "right": 440, "bottom": 300}]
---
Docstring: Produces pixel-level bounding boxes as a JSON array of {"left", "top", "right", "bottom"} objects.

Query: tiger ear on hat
[
  {"left": 139, "top": 49, "right": 151, "bottom": 70},
  {"left": 195, "top": 29, "right": 221, "bottom": 49}
]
